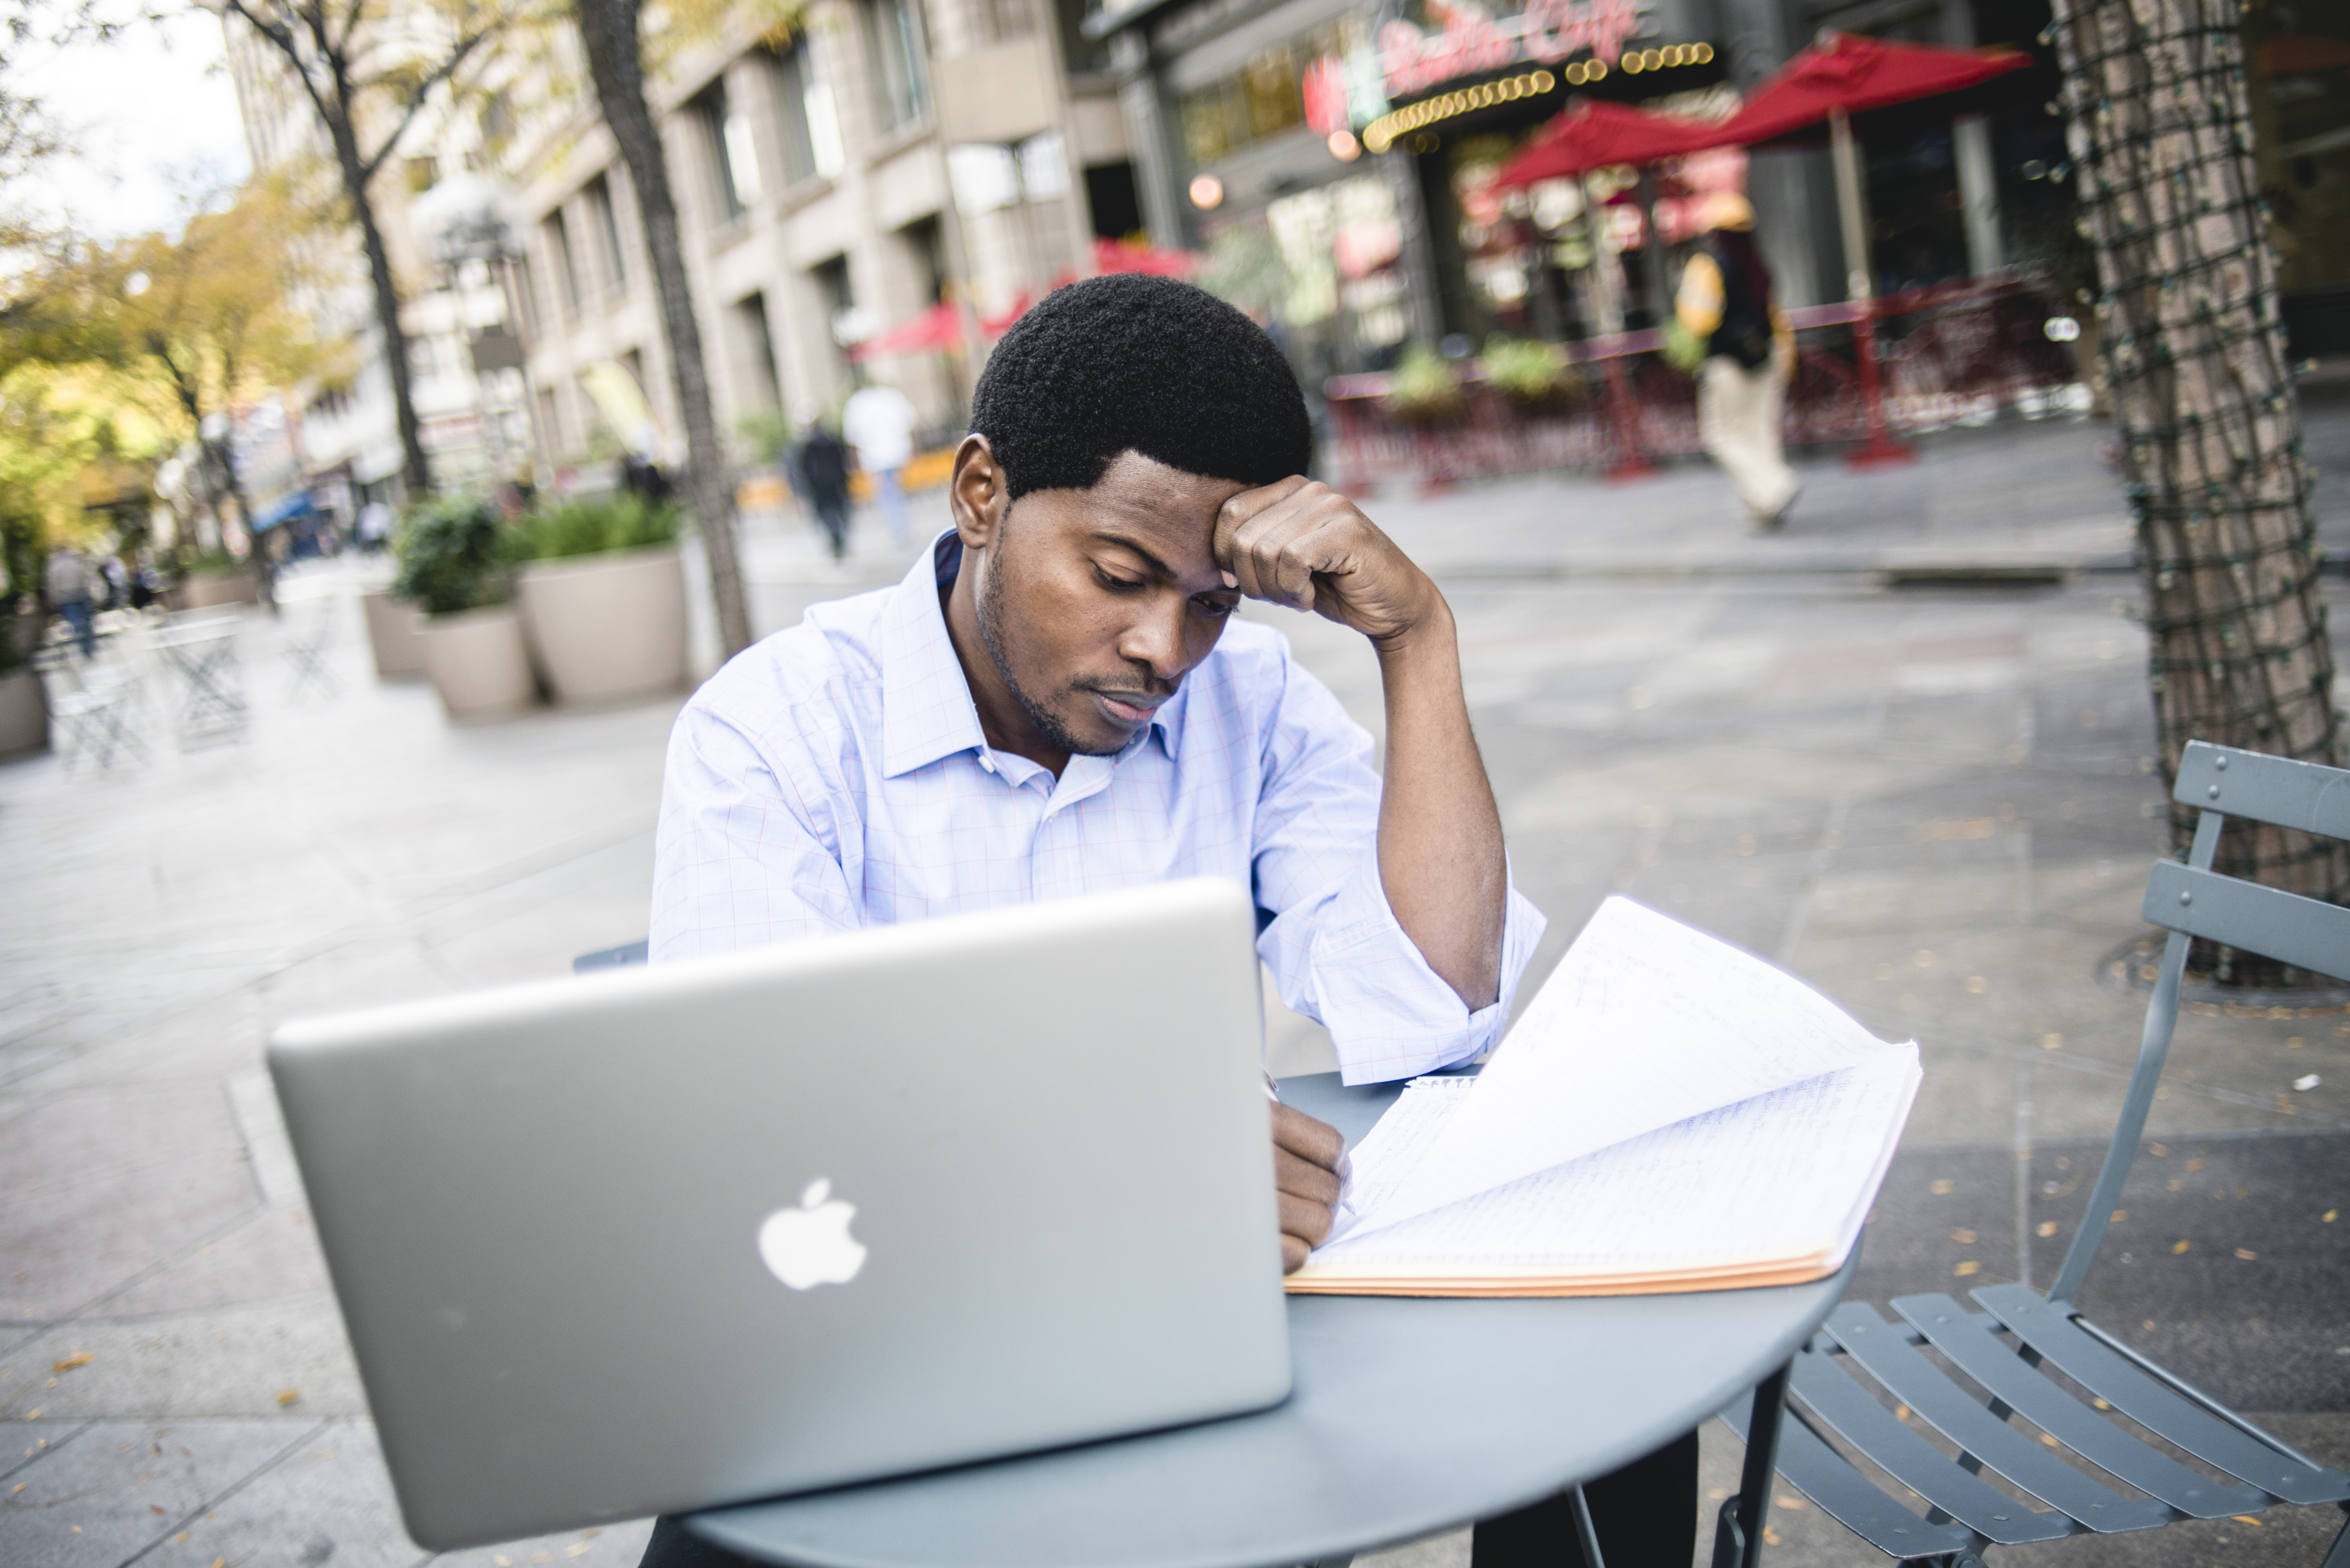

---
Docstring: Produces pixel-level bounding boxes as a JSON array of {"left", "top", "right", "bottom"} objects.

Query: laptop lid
[{"left": 269, "top": 878, "right": 1291, "bottom": 1549}]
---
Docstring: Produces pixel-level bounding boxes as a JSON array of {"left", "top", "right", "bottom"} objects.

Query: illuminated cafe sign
[{"left": 1379, "top": 0, "right": 1650, "bottom": 98}]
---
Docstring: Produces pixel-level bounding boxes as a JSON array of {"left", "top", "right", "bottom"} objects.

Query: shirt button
[{"left": 978, "top": 753, "right": 996, "bottom": 773}]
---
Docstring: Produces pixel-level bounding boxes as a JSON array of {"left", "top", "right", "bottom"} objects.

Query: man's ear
[{"left": 949, "top": 434, "right": 1007, "bottom": 550}]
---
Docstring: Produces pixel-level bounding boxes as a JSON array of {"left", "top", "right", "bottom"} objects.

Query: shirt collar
[{"left": 878, "top": 529, "right": 1190, "bottom": 776}]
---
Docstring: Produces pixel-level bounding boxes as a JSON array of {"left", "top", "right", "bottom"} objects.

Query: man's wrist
[{"left": 1369, "top": 587, "right": 1456, "bottom": 662}]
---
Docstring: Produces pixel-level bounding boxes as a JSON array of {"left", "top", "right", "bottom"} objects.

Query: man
[
  {"left": 1676, "top": 192, "right": 1798, "bottom": 531},
  {"left": 45, "top": 544, "right": 95, "bottom": 659},
  {"left": 794, "top": 420, "right": 853, "bottom": 562},
  {"left": 842, "top": 380, "right": 921, "bottom": 547},
  {"left": 643, "top": 275, "right": 1694, "bottom": 1568}
]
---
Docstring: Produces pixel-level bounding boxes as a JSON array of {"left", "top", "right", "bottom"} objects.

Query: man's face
[{"left": 970, "top": 449, "right": 1250, "bottom": 758}]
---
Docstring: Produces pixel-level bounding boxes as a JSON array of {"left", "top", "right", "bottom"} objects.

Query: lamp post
[{"left": 413, "top": 174, "right": 547, "bottom": 492}]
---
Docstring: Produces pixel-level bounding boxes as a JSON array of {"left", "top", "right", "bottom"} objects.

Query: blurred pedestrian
[
  {"left": 842, "top": 382, "right": 920, "bottom": 547},
  {"left": 796, "top": 422, "right": 853, "bottom": 562},
  {"left": 1676, "top": 192, "right": 1798, "bottom": 531},
  {"left": 44, "top": 544, "right": 95, "bottom": 658},
  {"left": 356, "top": 500, "right": 394, "bottom": 554}
]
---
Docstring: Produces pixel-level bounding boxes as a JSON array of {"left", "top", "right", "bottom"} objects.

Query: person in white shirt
[
  {"left": 841, "top": 381, "right": 921, "bottom": 546},
  {"left": 643, "top": 275, "right": 1694, "bottom": 1568}
]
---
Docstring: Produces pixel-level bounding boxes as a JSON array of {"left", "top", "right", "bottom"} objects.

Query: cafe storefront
[{"left": 1092, "top": 0, "right": 1738, "bottom": 372}]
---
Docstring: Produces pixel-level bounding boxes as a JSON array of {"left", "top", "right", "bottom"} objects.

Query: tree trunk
[
  {"left": 324, "top": 96, "right": 433, "bottom": 503},
  {"left": 571, "top": 0, "right": 754, "bottom": 660},
  {"left": 2049, "top": 0, "right": 2347, "bottom": 984}
]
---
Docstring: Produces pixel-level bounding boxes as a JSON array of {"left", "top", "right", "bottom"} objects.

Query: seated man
[{"left": 641, "top": 274, "right": 1694, "bottom": 1568}]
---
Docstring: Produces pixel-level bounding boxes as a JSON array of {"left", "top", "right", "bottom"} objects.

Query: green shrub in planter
[
  {"left": 1383, "top": 344, "right": 1467, "bottom": 426},
  {"left": 391, "top": 497, "right": 518, "bottom": 615},
  {"left": 519, "top": 493, "right": 682, "bottom": 562},
  {"left": 1482, "top": 335, "right": 1586, "bottom": 407}
]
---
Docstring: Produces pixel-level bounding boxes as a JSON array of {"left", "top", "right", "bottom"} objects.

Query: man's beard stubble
[{"left": 974, "top": 533, "right": 1125, "bottom": 759}]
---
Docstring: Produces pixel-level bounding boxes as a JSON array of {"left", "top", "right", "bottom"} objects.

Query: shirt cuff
[{"left": 1273, "top": 854, "right": 1547, "bottom": 1086}]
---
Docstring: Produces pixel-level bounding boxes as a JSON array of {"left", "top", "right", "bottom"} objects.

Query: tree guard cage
[{"left": 2047, "top": 0, "right": 2346, "bottom": 979}]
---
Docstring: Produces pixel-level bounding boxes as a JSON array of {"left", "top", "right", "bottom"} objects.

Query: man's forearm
[{"left": 1372, "top": 596, "right": 1506, "bottom": 1010}]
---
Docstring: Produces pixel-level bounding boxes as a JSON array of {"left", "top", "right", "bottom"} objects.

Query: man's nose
[{"left": 1117, "top": 595, "right": 1191, "bottom": 684}]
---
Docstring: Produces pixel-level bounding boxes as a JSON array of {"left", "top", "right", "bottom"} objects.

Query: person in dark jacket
[
  {"left": 1675, "top": 192, "right": 1798, "bottom": 530},
  {"left": 796, "top": 421, "right": 853, "bottom": 561}
]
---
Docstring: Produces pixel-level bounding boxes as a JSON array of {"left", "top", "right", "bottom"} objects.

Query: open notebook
[{"left": 1287, "top": 897, "right": 1921, "bottom": 1297}]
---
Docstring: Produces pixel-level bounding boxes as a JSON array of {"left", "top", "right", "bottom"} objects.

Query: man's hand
[
  {"left": 1215, "top": 478, "right": 1442, "bottom": 649},
  {"left": 1273, "top": 1102, "right": 1344, "bottom": 1274}
]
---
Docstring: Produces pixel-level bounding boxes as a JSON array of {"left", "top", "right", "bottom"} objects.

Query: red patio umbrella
[
  {"left": 1494, "top": 100, "right": 1721, "bottom": 189},
  {"left": 1704, "top": 31, "right": 2029, "bottom": 149}
]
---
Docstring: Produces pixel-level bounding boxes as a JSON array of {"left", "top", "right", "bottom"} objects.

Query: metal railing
[{"left": 1323, "top": 275, "right": 2083, "bottom": 491}]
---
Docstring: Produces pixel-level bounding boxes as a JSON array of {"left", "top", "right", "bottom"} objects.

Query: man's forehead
[{"left": 1069, "top": 452, "right": 1247, "bottom": 575}]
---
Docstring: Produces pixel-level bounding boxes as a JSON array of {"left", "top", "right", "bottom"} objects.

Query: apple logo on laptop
[{"left": 758, "top": 1179, "right": 868, "bottom": 1290}]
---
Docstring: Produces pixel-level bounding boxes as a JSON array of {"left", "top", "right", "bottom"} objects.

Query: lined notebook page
[
  {"left": 1351, "top": 897, "right": 1905, "bottom": 1239},
  {"left": 1312, "top": 1045, "right": 1921, "bottom": 1273}
]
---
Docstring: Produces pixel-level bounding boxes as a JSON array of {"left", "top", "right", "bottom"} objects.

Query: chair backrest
[{"left": 2048, "top": 739, "right": 2350, "bottom": 1303}]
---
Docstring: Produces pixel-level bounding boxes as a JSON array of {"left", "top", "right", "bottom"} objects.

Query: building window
[
  {"left": 866, "top": 0, "right": 929, "bottom": 134},
  {"left": 586, "top": 174, "right": 627, "bottom": 290},
  {"left": 543, "top": 210, "right": 581, "bottom": 318},
  {"left": 768, "top": 42, "right": 843, "bottom": 185},
  {"left": 695, "top": 80, "right": 761, "bottom": 222},
  {"left": 732, "top": 292, "right": 783, "bottom": 409}
]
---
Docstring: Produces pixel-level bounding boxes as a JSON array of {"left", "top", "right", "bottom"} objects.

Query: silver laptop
[{"left": 269, "top": 877, "right": 1291, "bottom": 1550}]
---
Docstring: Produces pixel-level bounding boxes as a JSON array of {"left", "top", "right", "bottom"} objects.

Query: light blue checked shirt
[{"left": 650, "top": 533, "right": 1545, "bottom": 1083}]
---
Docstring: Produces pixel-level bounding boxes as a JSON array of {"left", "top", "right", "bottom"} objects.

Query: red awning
[
  {"left": 847, "top": 301, "right": 963, "bottom": 362},
  {"left": 1494, "top": 33, "right": 2030, "bottom": 189},
  {"left": 1495, "top": 100, "right": 1722, "bottom": 189},
  {"left": 1704, "top": 32, "right": 2031, "bottom": 148},
  {"left": 1092, "top": 237, "right": 1198, "bottom": 278}
]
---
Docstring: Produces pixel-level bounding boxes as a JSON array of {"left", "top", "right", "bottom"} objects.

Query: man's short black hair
[{"left": 970, "top": 273, "right": 1312, "bottom": 500}]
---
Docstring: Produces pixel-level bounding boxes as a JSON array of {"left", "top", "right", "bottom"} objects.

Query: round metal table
[{"left": 689, "top": 1073, "right": 1841, "bottom": 1568}]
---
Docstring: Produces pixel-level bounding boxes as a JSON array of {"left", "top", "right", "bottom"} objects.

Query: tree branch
[{"left": 357, "top": 23, "right": 496, "bottom": 184}]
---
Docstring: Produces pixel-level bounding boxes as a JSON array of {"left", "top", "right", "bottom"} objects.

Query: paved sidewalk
[{"left": 4, "top": 396, "right": 2348, "bottom": 1568}]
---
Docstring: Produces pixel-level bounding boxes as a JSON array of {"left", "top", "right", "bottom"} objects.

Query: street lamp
[{"left": 411, "top": 172, "right": 544, "bottom": 488}]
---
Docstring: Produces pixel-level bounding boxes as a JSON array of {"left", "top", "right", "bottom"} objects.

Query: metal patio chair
[
  {"left": 31, "top": 641, "right": 148, "bottom": 771},
  {"left": 280, "top": 594, "right": 340, "bottom": 699},
  {"left": 1718, "top": 739, "right": 2350, "bottom": 1568}
]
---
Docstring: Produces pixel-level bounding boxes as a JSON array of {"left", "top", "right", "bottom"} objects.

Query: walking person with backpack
[{"left": 1675, "top": 192, "right": 1798, "bottom": 531}]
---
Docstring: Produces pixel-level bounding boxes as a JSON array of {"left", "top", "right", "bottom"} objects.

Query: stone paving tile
[
  {"left": 0, "top": 1083, "right": 262, "bottom": 1323},
  {"left": 427, "top": 1517, "right": 656, "bottom": 1568},
  {"left": 96, "top": 1207, "right": 331, "bottom": 1320},
  {"left": 2, "top": 1297, "right": 365, "bottom": 1420},
  {"left": 146, "top": 1416, "right": 416, "bottom": 1568},
  {"left": 0, "top": 1416, "right": 322, "bottom": 1568}
]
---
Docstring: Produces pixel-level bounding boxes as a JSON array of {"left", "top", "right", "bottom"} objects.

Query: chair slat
[
  {"left": 1789, "top": 1349, "right": 2075, "bottom": 1543},
  {"left": 1972, "top": 1285, "right": 2350, "bottom": 1505},
  {"left": 1721, "top": 1392, "right": 1978, "bottom": 1559},
  {"left": 1891, "top": 1293, "right": 2265, "bottom": 1516},
  {"left": 2174, "top": 741, "right": 2350, "bottom": 840},
  {"left": 2141, "top": 862, "right": 2350, "bottom": 983},
  {"left": 1822, "top": 1305, "right": 2169, "bottom": 1532}
]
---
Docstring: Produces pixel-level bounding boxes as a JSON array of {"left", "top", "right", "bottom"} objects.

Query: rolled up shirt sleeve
[
  {"left": 649, "top": 701, "right": 860, "bottom": 960},
  {"left": 1247, "top": 634, "right": 1547, "bottom": 1084}
]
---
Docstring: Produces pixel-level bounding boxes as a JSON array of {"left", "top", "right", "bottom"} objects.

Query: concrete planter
[
  {"left": 518, "top": 542, "right": 688, "bottom": 706},
  {"left": 421, "top": 604, "right": 537, "bottom": 722},
  {"left": 0, "top": 669, "right": 47, "bottom": 759},
  {"left": 178, "top": 568, "right": 259, "bottom": 610},
  {"left": 361, "top": 590, "right": 428, "bottom": 680}
]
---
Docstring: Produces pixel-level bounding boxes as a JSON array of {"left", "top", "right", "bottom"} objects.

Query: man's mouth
[{"left": 1088, "top": 689, "right": 1167, "bottom": 725}]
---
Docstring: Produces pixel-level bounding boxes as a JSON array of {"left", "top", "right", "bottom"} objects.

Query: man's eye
[
  {"left": 1095, "top": 569, "right": 1145, "bottom": 592},
  {"left": 1194, "top": 596, "right": 1237, "bottom": 618}
]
